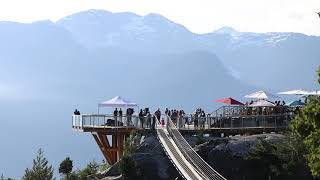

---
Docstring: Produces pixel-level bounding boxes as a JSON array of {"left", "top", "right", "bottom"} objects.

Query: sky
[{"left": 0, "top": 0, "right": 319, "bottom": 35}]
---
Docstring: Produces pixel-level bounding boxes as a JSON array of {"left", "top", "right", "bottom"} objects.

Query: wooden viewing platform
[{"left": 72, "top": 105, "right": 296, "bottom": 165}]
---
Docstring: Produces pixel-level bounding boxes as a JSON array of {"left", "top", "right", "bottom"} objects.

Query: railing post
[
  {"left": 242, "top": 117, "right": 244, "bottom": 133},
  {"left": 72, "top": 116, "right": 74, "bottom": 129},
  {"left": 81, "top": 115, "right": 83, "bottom": 129},
  {"left": 231, "top": 117, "right": 233, "bottom": 129},
  {"left": 274, "top": 116, "right": 277, "bottom": 131}
]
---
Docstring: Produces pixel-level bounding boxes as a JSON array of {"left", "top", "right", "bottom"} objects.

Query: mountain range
[{"left": 0, "top": 9, "right": 319, "bottom": 178}]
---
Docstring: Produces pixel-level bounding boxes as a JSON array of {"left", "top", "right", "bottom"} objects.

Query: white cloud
[{"left": 0, "top": 0, "right": 319, "bottom": 35}]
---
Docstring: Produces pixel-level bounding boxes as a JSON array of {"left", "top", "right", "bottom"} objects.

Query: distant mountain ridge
[
  {"left": 0, "top": 11, "right": 252, "bottom": 178},
  {"left": 55, "top": 9, "right": 320, "bottom": 90},
  {"left": 0, "top": 9, "right": 319, "bottom": 178}
]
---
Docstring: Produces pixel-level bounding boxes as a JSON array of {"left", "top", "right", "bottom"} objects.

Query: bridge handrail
[
  {"left": 72, "top": 114, "right": 144, "bottom": 129},
  {"left": 166, "top": 115, "right": 226, "bottom": 180}
]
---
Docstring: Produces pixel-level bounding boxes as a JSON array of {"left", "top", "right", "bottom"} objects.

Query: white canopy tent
[
  {"left": 98, "top": 96, "right": 138, "bottom": 113},
  {"left": 245, "top": 90, "right": 279, "bottom": 99},
  {"left": 99, "top": 96, "right": 137, "bottom": 107},
  {"left": 277, "top": 89, "right": 311, "bottom": 95},
  {"left": 249, "top": 99, "right": 275, "bottom": 107},
  {"left": 307, "top": 90, "right": 320, "bottom": 95}
]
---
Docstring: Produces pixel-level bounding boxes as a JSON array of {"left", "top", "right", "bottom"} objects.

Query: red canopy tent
[{"left": 215, "top": 97, "right": 244, "bottom": 105}]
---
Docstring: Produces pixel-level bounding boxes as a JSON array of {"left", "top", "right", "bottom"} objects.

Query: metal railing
[
  {"left": 166, "top": 115, "right": 226, "bottom": 180},
  {"left": 73, "top": 111, "right": 293, "bottom": 131},
  {"left": 72, "top": 114, "right": 158, "bottom": 130},
  {"left": 167, "top": 113, "right": 292, "bottom": 131},
  {"left": 72, "top": 114, "right": 138, "bottom": 129},
  {"left": 211, "top": 105, "right": 296, "bottom": 117}
]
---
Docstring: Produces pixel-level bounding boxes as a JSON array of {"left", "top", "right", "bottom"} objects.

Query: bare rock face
[
  {"left": 194, "top": 133, "right": 315, "bottom": 180},
  {"left": 133, "top": 133, "right": 181, "bottom": 180},
  {"left": 103, "top": 133, "right": 313, "bottom": 180}
]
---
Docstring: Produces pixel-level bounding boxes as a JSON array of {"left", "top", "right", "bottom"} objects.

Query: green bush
[
  {"left": 76, "top": 160, "right": 99, "bottom": 180},
  {"left": 119, "top": 154, "right": 136, "bottom": 178},
  {"left": 246, "top": 135, "right": 307, "bottom": 179},
  {"left": 123, "top": 130, "right": 141, "bottom": 155},
  {"left": 195, "top": 129, "right": 205, "bottom": 145}
]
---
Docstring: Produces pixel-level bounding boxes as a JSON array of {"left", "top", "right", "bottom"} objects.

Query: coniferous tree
[
  {"left": 291, "top": 67, "right": 320, "bottom": 177},
  {"left": 59, "top": 157, "right": 73, "bottom": 179},
  {"left": 22, "top": 148, "right": 54, "bottom": 180},
  {"left": 0, "top": 174, "right": 14, "bottom": 180}
]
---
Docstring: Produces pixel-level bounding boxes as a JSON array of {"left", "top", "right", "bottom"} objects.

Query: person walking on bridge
[
  {"left": 152, "top": 115, "right": 156, "bottom": 130},
  {"left": 155, "top": 108, "right": 161, "bottom": 124}
]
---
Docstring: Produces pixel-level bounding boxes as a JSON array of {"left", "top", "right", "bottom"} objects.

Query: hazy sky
[{"left": 0, "top": 0, "right": 319, "bottom": 35}]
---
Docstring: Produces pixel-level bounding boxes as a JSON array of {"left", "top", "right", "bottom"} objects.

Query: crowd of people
[
  {"left": 136, "top": 108, "right": 165, "bottom": 129},
  {"left": 233, "top": 100, "right": 301, "bottom": 117},
  {"left": 74, "top": 100, "right": 303, "bottom": 130},
  {"left": 112, "top": 108, "right": 135, "bottom": 126},
  {"left": 164, "top": 108, "right": 209, "bottom": 129}
]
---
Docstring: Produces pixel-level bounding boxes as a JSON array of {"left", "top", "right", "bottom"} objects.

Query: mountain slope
[
  {"left": 57, "top": 10, "right": 320, "bottom": 90},
  {"left": 199, "top": 28, "right": 320, "bottom": 90},
  {"left": 0, "top": 20, "right": 251, "bottom": 178},
  {"left": 0, "top": 10, "right": 319, "bottom": 178},
  {"left": 57, "top": 10, "right": 200, "bottom": 53}
]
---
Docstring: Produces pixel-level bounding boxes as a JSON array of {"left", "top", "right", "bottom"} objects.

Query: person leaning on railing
[{"left": 74, "top": 109, "right": 80, "bottom": 115}]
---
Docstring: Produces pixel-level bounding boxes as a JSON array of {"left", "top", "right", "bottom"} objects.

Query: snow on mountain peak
[
  {"left": 214, "top": 26, "right": 240, "bottom": 35},
  {"left": 264, "top": 32, "right": 292, "bottom": 44}
]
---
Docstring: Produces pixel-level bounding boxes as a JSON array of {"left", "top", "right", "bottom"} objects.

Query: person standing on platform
[
  {"left": 119, "top": 108, "right": 123, "bottom": 124},
  {"left": 126, "top": 108, "right": 130, "bottom": 126},
  {"left": 74, "top": 109, "right": 80, "bottom": 115},
  {"left": 200, "top": 110, "right": 206, "bottom": 129},
  {"left": 126, "top": 108, "right": 133, "bottom": 126},
  {"left": 113, "top": 108, "right": 118, "bottom": 125},
  {"left": 194, "top": 112, "right": 199, "bottom": 128},
  {"left": 139, "top": 109, "right": 144, "bottom": 128}
]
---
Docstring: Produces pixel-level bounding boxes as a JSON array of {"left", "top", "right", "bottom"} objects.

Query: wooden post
[
  {"left": 118, "top": 133, "right": 124, "bottom": 159},
  {"left": 112, "top": 134, "right": 118, "bottom": 163},
  {"left": 92, "top": 133, "right": 113, "bottom": 165}
]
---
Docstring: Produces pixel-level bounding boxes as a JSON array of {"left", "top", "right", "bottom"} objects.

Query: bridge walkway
[{"left": 156, "top": 116, "right": 226, "bottom": 180}]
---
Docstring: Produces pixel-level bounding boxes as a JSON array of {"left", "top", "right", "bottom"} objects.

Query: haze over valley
[{"left": 0, "top": 9, "right": 319, "bottom": 178}]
